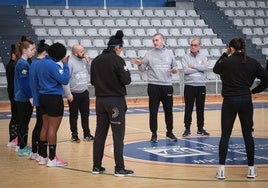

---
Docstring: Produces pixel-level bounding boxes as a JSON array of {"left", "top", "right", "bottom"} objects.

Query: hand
[
  {"left": 202, "top": 61, "right": 208, "bottom": 66},
  {"left": 131, "top": 58, "right": 143, "bottom": 66},
  {"left": 67, "top": 95, "right": 73, "bottom": 102},
  {"left": 188, "top": 63, "right": 194, "bottom": 68},
  {"left": 62, "top": 55, "right": 70, "bottom": 63},
  {"left": 29, "top": 98, "right": 33, "bottom": 106},
  {"left": 83, "top": 54, "right": 90, "bottom": 63},
  {"left": 169, "top": 68, "right": 178, "bottom": 74}
]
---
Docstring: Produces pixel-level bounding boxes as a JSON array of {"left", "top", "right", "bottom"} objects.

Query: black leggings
[{"left": 219, "top": 94, "right": 254, "bottom": 166}]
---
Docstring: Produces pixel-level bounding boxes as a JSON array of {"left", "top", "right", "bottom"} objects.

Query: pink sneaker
[
  {"left": 7, "top": 137, "right": 18, "bottom": 148},
  {"left": 46, "top": 156, "right": 68, "bottom": 167}
]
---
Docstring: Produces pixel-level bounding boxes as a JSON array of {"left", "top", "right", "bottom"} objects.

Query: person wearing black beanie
[{"left": 90, "top": 30, "right": 134, "bottom": 176}]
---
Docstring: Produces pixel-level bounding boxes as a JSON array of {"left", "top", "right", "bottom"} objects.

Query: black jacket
[
  {"left": 90, "top": 49, "right": 131, "bottom": 97},
  {"left": 213, "top": 52, "right": 268, "bottom": 97}
]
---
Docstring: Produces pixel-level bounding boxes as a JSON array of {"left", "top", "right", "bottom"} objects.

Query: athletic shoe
[
  {"left": 71, "top": 136, "right": 80, "bottom": 143},
  {"left": 38, "top": 156, "right": 48, "bottom": 165},
  {"left": 92, "top": 166, "right": 106, "bottom": 174},
  {"left": 150, "top": 133, "right": 158, "bottom": 143},
  {"left": 215, "top": 166, "right": 225, "bottom": 179},
  {"left": 29, "top": 152, "right": 39, "bottom": 160},
  {"left": 84, "top": 135, "right": 94, "bottom": 142},
  {"left": 7, "top": 137, "right": 18, "bottom": 148},
  {"left": 114, "top": 169, "right": 134, "bottom": 177},
  {"left": 17, "top": 146, "right": 31, "bottom": 157},
  {"left": 182, "top": 129, "right": 191, "bottom": 137},
  {"left": 247, "top": 166, "right": 257, "bottom": 178},
  {"left": 47, "top": 156, "right": 68, "bottom": 167},
  {"left": 15, "top": 146, "right": 19, "bottom": 152},
  {"left": 166, "top": 132, "right": 178, "bottom": 142},
  {"left": 197, "top": 129, "right": 210, "bottom": 136}
]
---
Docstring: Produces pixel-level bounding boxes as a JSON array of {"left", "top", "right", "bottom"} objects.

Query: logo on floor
[{"left": 124, "top": 137, "right": 268, "bottom": 165}]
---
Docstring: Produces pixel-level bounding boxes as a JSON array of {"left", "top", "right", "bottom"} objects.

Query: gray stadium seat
[
  {"left": 134, "top": 28, "right": 146, "bottom": 36},
  {"left": 62, "top": 9, "right": 74, "bottom": 17},
  {"left": 98, "top": 28, "right": 110, "bottom": 36},
  {"left": 25, "top": 8, "right": 37, "bottom": 16},
  {"left": 61, "top": 28, "right": 73, "bottom": 37},
  {"left": 50, "top": 9, "right": 61, "bottom": 16},
  {"left": 123, "top": 28, "right": 135, "bottom": 36},
  {"left": 87, "top": 49, "right": 98, "bottom": 58},
  {"left": 115, "top": 19, "right": 128, "bottom": 27},
  {"left": 43, "top": 18, "right": 54, "bottom": 26},
  {"left": 130, "top": 39, "right": 143, "bottom": 47},
  {"left": 73, "top": 28, "right": 87, "bottom": 36},
  {"left": 55, "top": 18, "right": 67, "bottom": 26},
  {"left": 86, "top": 28, "right": 98, "bottom": 36},
  {"left": 97, "top": 9, "right": 109, "bottom": 17},
  {"left": 169, "top": 28, "right": 181, "bottom": 36},
  {"left": 48, "top": 28, "right": 61, "bottom": 36},
  {"left": 146, "top": 28, "right": 157, "bottom": 36},
  {"left": 81, "top": 39, "right": 92, "bottom": 47},
  {"left": 37, "top": 9, "right": 49, "bottom": 16},
  {"left": 104, "top": 19, "right": 116, "bottom": 27},
  {"left": 67, "top": 39, "right": 79, "bottom": 47},
  {"left": 35, "top": 28, "right": 48, "bottom": 36},
  {"left": 85, "top": 9, "right": 98, "bottom": 17},
  {"left": 162, "top": 19, "right": 173, "bottom": 27},
  {"left": 154, "top": 9, "right": 165, "bottom": 17},
  {"left": 109, "top": 9, "right": 120, "bottom": 17},
  {"left": 80, "top": 19, "right": 91, "bottom": 26},
  {"left": 30, "top": 18, "right": 43, "bottom": 26},
  {"left": 67, "top": 18, "right": 80, "bottom": 26},
  {"left": 144, "top": 9, "right": 154, "bottom": 17},
  {"left": 74, "top": 9, "right": 86, "bottom": 17},
  {"left": 142, "top": 39, "right": 153, "bottom": 47},
  {"left": 121, "top": 9, "right": 132, "bottom": 17},
  {"left": 165, "top": 9, "right": 176, "bottom": 17}
]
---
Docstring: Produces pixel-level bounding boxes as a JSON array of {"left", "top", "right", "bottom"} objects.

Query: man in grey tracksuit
[
  {"left": 181, "top": 38, "right": 210, "bottom": 137},
  {"left": 132, "top": 33, "right": 178, "bottom": 143},
  {"left": 63, "top": 44, "right": 94, "bottom": 142}
]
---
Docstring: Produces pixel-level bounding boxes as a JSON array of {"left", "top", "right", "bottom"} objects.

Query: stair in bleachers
[
  {"left": 0, "top": 5, "right": 38, "bottom": 66},
  {"left": 192, "top": 0, "right": 267, "bottom": 66}
]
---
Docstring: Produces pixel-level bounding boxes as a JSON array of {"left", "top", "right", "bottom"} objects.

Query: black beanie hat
[
  {"left": 48, "top": 42, "right": 66, "bottom": 62},
  {"left": 108, "top": 30, "right": 124, "bottom": 47}
]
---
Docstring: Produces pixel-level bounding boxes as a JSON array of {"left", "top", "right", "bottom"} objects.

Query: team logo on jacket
[
  {"left": 124, "top": 65, "right": 128, "bottom": 71},
  {"left": 21, "top": 69, "right": 27, "bottom": 74},
  {"left": 59, "top": 69, "right": 64, "bottom": 74}
]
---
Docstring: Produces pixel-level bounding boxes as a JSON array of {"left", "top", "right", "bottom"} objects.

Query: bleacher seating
[
  {"left": 216, "top": 0, "right": 268, "bottom": 61},
  {"left": 0, "top": 1, "right": 267, "bottom": 98}
]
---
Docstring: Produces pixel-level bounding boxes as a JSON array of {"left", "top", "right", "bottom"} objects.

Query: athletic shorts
[{"left": 39, "top": 94, "right": 64, "bottom": 117}]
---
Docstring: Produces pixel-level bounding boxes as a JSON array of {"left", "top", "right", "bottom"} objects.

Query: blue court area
[{"left": 124, "top": 137, "right": 268, "bottom": 165}]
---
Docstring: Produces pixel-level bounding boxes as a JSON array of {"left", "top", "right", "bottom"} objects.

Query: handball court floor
[{"left": 0, "top": 94, "right": 268, "bottom": 188}]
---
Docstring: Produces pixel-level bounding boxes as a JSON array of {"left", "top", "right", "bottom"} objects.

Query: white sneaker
[
  {"left": 15, "top": 146, "right": 19, "bottom": 152},
  {"left": 38, "top": 156, "right": 48, "bottom": 165},
  {"left": 247, "top": 166, "right": 257, "bottom": 178},
  {"left": 7, "top": 137, "right": 18, "bottom": 148},
  {"left": 216, "top": 165, "right": 225, "bottom": 179},
  {"left": 29, "top": 152, "right": 39, "bottom": 160},
  {"left": 46, "top": 156, "right": 68, "bottom": 167}
]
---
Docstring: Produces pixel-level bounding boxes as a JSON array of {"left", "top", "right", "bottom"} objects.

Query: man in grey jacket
[
  {"left": 132, "top": 33, "right": 178, "bottom": 143},
  {"left": 181, "top": 38, "right": 210, "bottom": 137},
  {"left": 63, "top": 44, "right": 94, "bottom": 143}
]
